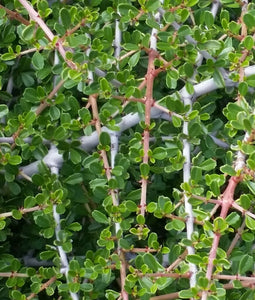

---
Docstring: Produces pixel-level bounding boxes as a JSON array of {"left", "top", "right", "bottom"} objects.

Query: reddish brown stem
[
  {"left": 119, "top": 250, "right": 128, "bottom": 300},
  {"left": 220, "top": 176, "right": 241, "bottom": 218},
  {"left": 226, "top": 219, "right": 245, "bottom": 257},
  {"left": 0, "top": 4, "right": 30, "bottom": 25},
  {"left": 0, "top": 272, "right": 28, "bottom": 277},
  {"left": 0, "top": 205, "right": 46, "bottom": 218},
  {"left": 166, "top": 249, "right": 188, "bottom": 273},
  {"left": 89, "top": 94, "right": 118, "bottom": 206},
  {"left": 202, "top": 176, "right": 241, "bottom": 300},
  {"left": 150, "top": 292, "right": 181, "bottom": 300},
  {"left": 122, "top": 248, "right": 158, "bottom": 253},
  {"left": 214, "top": 274, "right": 255, "bottom": 281},
  {"left": 27, "top": 276, "right": 57, "bottom": 300},
  {"left": 140, "top": 50, "right": 157, "bottom": 216},
  {"left": 137, "top": 272, "right": 190, "bottom": 278}
]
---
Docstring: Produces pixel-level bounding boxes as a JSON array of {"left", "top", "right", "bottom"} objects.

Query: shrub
[{"left": 0, "top": 0, "right": 255, "bottom": 299}]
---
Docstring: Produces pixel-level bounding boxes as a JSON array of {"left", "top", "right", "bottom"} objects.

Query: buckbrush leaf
[
  {"left": 1, "top": 1, "right": 255, "bottom": 299},
  {"left": 92, "top": 210, "right": 109, "bottom": 224}
]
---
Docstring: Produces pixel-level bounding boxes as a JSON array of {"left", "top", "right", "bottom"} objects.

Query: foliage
[{"left": 0, "top": 0, "right": 255, "bottom": 299}]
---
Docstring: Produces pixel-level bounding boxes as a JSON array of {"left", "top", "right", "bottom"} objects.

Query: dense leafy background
[{"left": 1, "top": 0, "right": 255, "bottom": 299}]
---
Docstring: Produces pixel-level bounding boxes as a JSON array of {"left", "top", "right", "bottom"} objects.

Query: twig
[
  {"left": 0, "top": 205, "right": 46, "bottom": 218},
  {"left": 18, "top": 0, "right": 77, "bottom": 70},
  {"left": 0, "top": 272, "right": 28, "bottom": 277},
  {"left": 226, "top": 218, "right": 246, "bottom": 256},
  {"left": 137, "top": 272, "right": 190, "bottom": 278},
  {"left": 139, "top": 49, "right": 157, "bottom": 216},
  {"left": 26, "top": 276, "right": 57, "bottom": 300},
  {"left": 166, "top": 249, "right": 188, "bottom": 273},
  {"left": 0, "top": 4, "right": 30, "bottom": 25}
]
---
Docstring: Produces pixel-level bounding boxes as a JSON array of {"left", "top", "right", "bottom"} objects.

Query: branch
[
  {"left": 26, "top": 276, "right": 57, "bottom": 300},
  {"left": 140, "top": 49, "right": 157, "bottom": 216},
  {"left": 0, "top": 205, "right": 46, "bottom": 218},
  {"left": 0, "top": 4, "right": 29, "bottom": 25},
  {"left": 18, "top": 0, "right": 77, "bottom": 70},
  {"left": 0, "top": 272, "right": 28, "bottom": 277}
]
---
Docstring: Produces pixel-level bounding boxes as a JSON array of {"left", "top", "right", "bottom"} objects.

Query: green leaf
[
  {"left": 70, "top": 149, "right": 81, "bottom": 164},
  {"left": 60, "top": 8, "right": 71, "bottom": 29},
  {"left": 8, "top": 155, "right": 22, "bottom": 165},
  {"left": 100, "top": 78, "right": 111, "bottom": 93},
  {"left": 32, "top": 52, "right": 44, "bottom": 70},
  {"left": 125, "top": 200, "right": 137, "bottom": 212},
  {"left": 145, "top": 0, "right": 160, "bottom": 12},
  {"left": 200, "top": 158, "right": 216, "bottom": 171},
  {"left": 238, "top": 254, "right": 253, "bottom": 274},
  {"left": 198, "top": 276, "right": 209, "bottom": 289},
  {"left": 247, "top": 75, "right": 255, "bottom": 87},
  {"left": 49, "top": 106, "right": 60, "bottom": 121},
  {"left": 143, "top": 253, "right": 158, "bottom": 272},
  {"left": 191, "top": 166, "right": 202, "bottom": 182},
  {"left": 238, "top": 82, "right": 248, "bottom": 96},
  {"left": 245, "top": 215, "right": 255, "bottom": 230},
  {"left": 67, "top": 222, "right": 82, "bottom": 231},
  {"left": 185, "top": 82, "right": 194, "bottom": 95},
  {"left": 78, "top": 107, "right": 91, "bottom": 124},
  {"left": 240, "top": 194, "right": 251, "bottom": 210},
  {"left": 0, "top": 8, "right": 6, "bottom": 18},
  {"left": 128, "top": 51, "right": 140, "bottom": 68},
  {"left": 184, "top": 62, "right": 194, "bottom": 77},
  {"left": 186, "top": 254, "right": 203, "bottom": 265},
  {"left": 24, "top": 196, "right": 36, "bottom": 208},
  {"left": 243, "top": 36, "right": 254, "bottom": 50},
  {"left": 179, "top": 289, "right": 195, "bottom": 298},
  {"left": 204, "top": 11, "right": 214, "bottom": 28},
  {"left": 225, "top": 212, "right": 240, "bottom": 226},
  {"left": 148, "top": 232, "right": 158, "bottom": 248},
  {"left": 99, "top": 131, "right": 111, "bottom": 146},
  {"left": 12, "top": 209, "right": 22, "bottom": 220},
  {"left": 242, "top": 232, "right": 254, "bottom": 242},
  {"left": 92, "top": 210, "right": 109, "bottom": 224},
  {"left": 69, "top": 282, "right": 80, "bottom": 293},
  {"left": 152, "top": 147, "right": 167, "bottom": 160},
  {"left": 187, "top": 0, "right": 199, "bottom": 6},
  {"left": 163, "top": 12, "right": 175, "bottom": 23},
  {"left": 136, "top": 214, "right": 145, "bottom": 225},
  {"left": 147, "top": 202, "right": 157, "bottom": 213},
  {"left": 220, "top": 165, "right": 236, "bottom": 176},
  {"left": 40, "top": 250, "right": 56, "bottom": 260},
  {"left": 0, "top": 220, "right": 6, "bottom": 230},
  {"left": 34, "top": 215, "right": 51, "bottom": 228},
  {"left": 64, "top": 173, "right": 83, "bottom": 185},
  {"left": 172, "top": 115, "right": 182, "bottom": 127},
  {"left": 199, "top": 40, "right": 222, "bottom": 51},
  {"left": 213, "top": 69, "right": 225, "bottom": 88},
  {"left": 24, "top": 111, "right": 36, "bottom": 126},
  {"left": 172, "top": 219, "right": 185, "bottom": 231},
  {"left": 1, "top": 52, "right": 16, "bottom": 61},
  {"left": 0, "top": 104, "right": 8, "bottom": 118},
  {"left": 123, "top": 43, "right": 140, "bottom": 51},
  {"left": 11, "top": 290, "right": 24, "bottom": 300},
  {"left": 146, "top": 17, "right": 161, "bottom": 30},
  {"left": 54, "top": 126, "right": 68, "bottom": 140},
  {"left": 80, "top": 283, "right": 93, "bottom": 292},
  {"left": 246, "top": 181, "right": 255, "bottom": 195},
  {"left": 243, "top": 13, "right": 255, "bottom": 30},
  {"left": 214, "top": 217, "right": 228, "bottom": 233},
  {"left": 22, "top": 24, "right": 35, "bottom": 40},
  {"left": 140, "top": 163, "right": 150, "bottom": 177}
]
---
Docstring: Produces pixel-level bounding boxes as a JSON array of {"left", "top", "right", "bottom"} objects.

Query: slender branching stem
[{"left": 140, "top": 50, "right": 157, "bottom": 216}]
